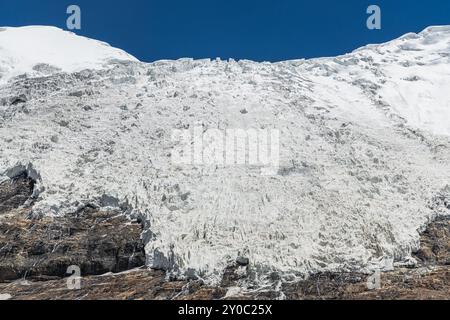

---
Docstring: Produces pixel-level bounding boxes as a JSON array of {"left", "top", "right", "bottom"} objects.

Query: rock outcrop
[
  {"left": 0, "top": 173, "right": 34, "bottom": 215},
  {"left": 414, "top": 216, "right": 450, "bottom": 266},
  {"left": 0, "top": 175, "right": 146, "bottom": 282}
]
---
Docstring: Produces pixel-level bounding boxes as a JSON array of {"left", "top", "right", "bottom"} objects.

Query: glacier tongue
[{"left": 0, "top": 26, "right": 450, "bottom": 284}]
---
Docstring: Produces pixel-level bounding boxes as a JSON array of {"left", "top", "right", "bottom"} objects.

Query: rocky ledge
[
  {"left": 0, "top": 173, "right": 145, "bottom": 283},
  {"left": 0, "top": 174, "right": 449, "bottom": 300}
]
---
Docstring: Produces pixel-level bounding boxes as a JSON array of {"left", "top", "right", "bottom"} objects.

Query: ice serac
[
  {"left": 0, "top": 26, "right": 137, "bottom": 83},
  {"left": 0, "top": 25, "right": 449, "bottom": 286}
]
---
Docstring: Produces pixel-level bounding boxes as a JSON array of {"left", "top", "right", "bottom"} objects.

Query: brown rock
[
  {"left": 0, "top": 173, "right": 34, "bottom": 215},
  {"left": 0, "top": 208, "right": 146, "bottom": 282}
]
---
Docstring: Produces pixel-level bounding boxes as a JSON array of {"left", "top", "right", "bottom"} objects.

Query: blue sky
[{"left": 1, "top": 0, "right": 450, "bottom": 62}]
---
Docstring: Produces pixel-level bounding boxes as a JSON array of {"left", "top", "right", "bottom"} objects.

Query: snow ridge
[{"left": 0, "top": 26, "right": 137, "bottom": 84}]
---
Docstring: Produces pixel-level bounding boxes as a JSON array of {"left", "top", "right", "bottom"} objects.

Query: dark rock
[
  {"left": 413, "top": 216, "right": 450, "bottom": 266},
  {"left": 269, "top": 271, "right": 281, "bottom": 281},
  {"left": 69, "top": 90, "right": 84, "bottom": 97},
  {"left": 2, "top": 265, "right": 450, "bottom": 300},
  {"left": 220, "top": 263, "right": 248, "bottom": 287},
  {"left": 0, "top": 173, "right": 35, "bottom": 215},
  {"left": 180, "top": 192, "right": 190, "bottom": 201},
  {"left": 0, "top": 269, "right": 227, "bottom": 300},
  {"left": 236, "top": 256, "right": 249, "bottom": 266},
  {"left": 10, "top": 94, "right": 27, "bottom": 105},
  {"left": 0, "top": 205, "right": 145, "bottom": 282}
]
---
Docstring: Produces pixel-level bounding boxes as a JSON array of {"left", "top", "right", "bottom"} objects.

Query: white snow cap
[{"left": 0, "top": 26, "right": 138, "bottom": 82}]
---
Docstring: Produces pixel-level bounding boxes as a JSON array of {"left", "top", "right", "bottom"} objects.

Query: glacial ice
[{"left": 0, "top": 26, "right": 449, "bottom": 284}]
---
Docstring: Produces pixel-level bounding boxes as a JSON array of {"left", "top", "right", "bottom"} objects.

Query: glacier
[{"left": 0, "top": 26, "right": 449, "bottom": 285}]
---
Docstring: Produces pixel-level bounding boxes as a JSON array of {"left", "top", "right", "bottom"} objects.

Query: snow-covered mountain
[
  {"left": 0, "top": 26, "right": 137, "bottom": 84},
  {"left": 0, "top": 26, "right": 449, "bottom": 286}
]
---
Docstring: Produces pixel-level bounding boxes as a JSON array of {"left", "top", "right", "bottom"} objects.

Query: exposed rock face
[
  {"left": 414, "top": 216, "right": 450, "bottom": 266},
  {"left": 1, "top": 266, "right": 449, "bottom": 300},
  {"left": 0, "top": 175, "right": 146, "bottom": 282},
  {"left": 0, "top": 173, "right": 34, "bottom": 214},
  {"left": 0, "top": 268, "right": 227, "bottom": 300},
  {"left": 278, "top": 267, "right": 450, "bottom": 300},
  {"left": 0, "top": 209, "right": 146, "bottom": 282}
]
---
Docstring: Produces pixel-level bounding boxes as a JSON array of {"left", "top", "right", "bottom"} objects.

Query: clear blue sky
[{"left": 1, "top": 0, "right": 450, "bottom": 62}]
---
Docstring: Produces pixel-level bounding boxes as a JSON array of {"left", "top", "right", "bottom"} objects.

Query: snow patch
[{"left": 0, "top": 293, "right": 12, "bottom": 300}]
